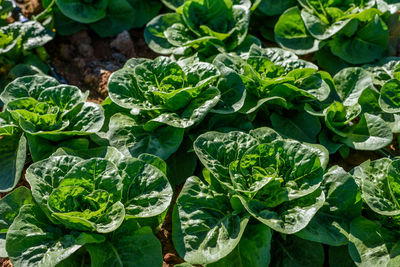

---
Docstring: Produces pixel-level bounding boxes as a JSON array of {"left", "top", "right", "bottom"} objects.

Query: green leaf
[
  {"left": 56, "top": 0, "right": 109, "bottom": 23},
  {"left": 107, "top": 113, "right": 184, "bottom": 160},
  {"left": 26, "top": 156, "right": 125, "bottom": 233},
  {"left": 329, "top": 246, "right": 356, "bottom": 267},
  {"left": 0, "top": 186, "right": 32, "bottom": 233},
  {"left": 0, "top": 75, "right": 59, "bottom": 105},
  {"left": 172, "top": 176, "right": 249, "bottom": 264},
  {"left": 6, "top": 203, "right": 105, "bottom": 267},
  {"left": 238, "top": 188, "right": 325, "bottom": 234},
  {"left": 87, "top": 219, "right": 163, "bottom": 267},
  {"left": 330, "top": 14, "right": 389, "bottom": 64},
  {"left": 194, "top": 131, "right": 258, "bottom": 180},
  {"left": 334, "top": 67, "right": 374, "bottom": 106},
  {"left": 206, "top": 223, "right": 271, "bottom": 267},
  {"left": 379, "top": 79, "right": 400, "bottom": 113},
  {"left": 274, "top": 7, "right": 320, "bottom": 55},
  {"left": 257, "top": 0, "right": 296, "bottom": 16},
  {"left": 270, "top": 111, "right": 321, "bottom": 143},
  {"left": 352, "top": 158, "right": 400, "bottom": 216},
  {"left": 301, "top": 9, "right": 351, "bottom": 40},
  {"left": 0, "top": 134, "right": 26, "bottom": 192},
  {"left": 349, "top": 217, "right": 400, "bottom": 266},
  {"left": 118, "top": 157, "right": 172, "bottom": 218},
  {"left": 144, "top": 13, "right": 183, "bottom": 54},
  {"left": 340, "top": 113, "right": 392, "bottom": 150},
  {"left": 166, "top": 137, "right": 198, "bottom": 186},
  {"left": 270, "top": 235, "right": 325, "bottom": 267},
  {"left": 296, "top": 166, "right": 361, "bottom": 246}
]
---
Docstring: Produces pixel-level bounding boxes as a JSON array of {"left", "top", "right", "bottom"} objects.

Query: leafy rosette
[
  {"left": 214, "top": 45, "right": 332, "bottom": 114},
  {"left": 3, "top": 147, "right": 170, "bottom": 266},
  {"left": 106, "top": 56, "right": 246, "bottom": 159},
  {"left": 360, "top": 58, "right": 400, "bottom": 133},
  {"left": 172, "top": 127, "right": 327, "bottom": 265},
  {"left": 319, "top": 67, "right": 393, "bottom": 153},
  {"left": 274, "top": 0, "right": 399, "bottom": 73},
  {"left": 25, "top": 147, "right": 172, "bottom": 232},
  {"left": 0, "top": 75, "right": 105, "bottom": 161},
  {"left": 0, "top": 20, "right": 53, "bottom": 91},
  {"left": 41, "top": 0, "right": 162, "bottom": 37},
  {"left": 348, "top": 157, "right": 400, "bottom": 266},
  {"left": 145, "top": 0, "right": 257, "bottom": 58}
]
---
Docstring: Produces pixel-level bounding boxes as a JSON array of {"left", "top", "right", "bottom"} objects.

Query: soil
[
  {"left": 45, "top": 28, "right": 158, "bottom": 104},
  {"left": 14, "top": 0, "right": 42, "bottom": 19},
  {"left": 0, "top": 259, "right": 12, "bottom": 267}
]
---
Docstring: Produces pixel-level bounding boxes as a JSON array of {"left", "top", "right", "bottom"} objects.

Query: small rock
[
  {"left": 110, "top": 31, "right": 135, "bottom": 57},
  {"left": 59, "top": 44, "right": 75, "bottom": 61},
  {"left": 70, "top": 31, "right": 92, "bottom": 45},
  {"left": 78, "top": 43, "right": 94, "bottom": 57},
  {"left": 111, "top": 52, "right": 127, "bottom": 64},
  {"left": 163, "top": 253, "right": 179, "bottom": 263}
]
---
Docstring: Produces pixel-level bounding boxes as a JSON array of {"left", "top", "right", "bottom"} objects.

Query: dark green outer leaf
[
  {"left": 270, "top": 111, "right": 321, "bottom": 143},
  {"left": 0, "top": 134, "right": 26, "bottom": 192},
  {"left": 379, "top": 79, "right": 400, "bottom": 113},
  {"left": 206, "top": 223, "right": 271, "bottom": 267},
  {"left": 145, "top": 13, "right": 182, "bottom": 54},
  {"left": 349, "top": 217, "right": 400, "bottom": 267},
  {"left": 333, "top": 67, "right": 374, "bottom": 107},
  {"left": 352, "top": 158, "right": 400, "bottom": 216},
  {"left": 274, "top": 7, "right": 320, "bottom": 55},
  {"left": 107, "top": 113, "right": 184, "bottom": 160},
  {"left": 6, "top": 204, "right": 105, "bottom": 267},
  {"left": 0, "top": 186, "right": 32, "bottom": 233},
  {"left": 329, "top": 245, "right": 356, "bottom": 267},
  {"left": 118, "top": 157, "right": 172, "bottom": 218},
  {"left": 172, "top": 176, "right": 249, "bottom": 264},
  {"left": 271, "top": 235, "right": 325, "bottom": 267},
  {"left": 87, "top": 220, "right": 163, "bottom": 267},
  {"left": 296, "top": 166, "right": 362, "bottom": 246},
  {"left": 0, "top": 75, "right": 59, "bottom": 105},
  {"left": 56, "top": 0, "right": 108, "bottom": 23}
]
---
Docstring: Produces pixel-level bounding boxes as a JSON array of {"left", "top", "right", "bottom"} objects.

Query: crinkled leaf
[{"left": 172, "top": 176, "right": 249, "bottom": 264}]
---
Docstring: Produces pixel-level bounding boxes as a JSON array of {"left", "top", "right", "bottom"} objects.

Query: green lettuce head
[
  {"left": 348, "top": 157, "right": 400, "bottom": 266},
  {"left": 0, "top": 75, "right": 105, "bottom": 161},
  {"left": 25, "top": 148, "right": 172, "bottom": 233},
  {"left": 145, "top": 0, "right": 257, "bottom": 58},
  {"left": 106, "top": 56, "right": 246, "bottom": 159},
  {"left": 172, "top": 127, "right": 327, "bottom": 264}
]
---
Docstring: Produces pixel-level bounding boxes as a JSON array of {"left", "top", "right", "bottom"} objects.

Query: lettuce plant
[
  {"left": 0, "top": 75, "right": 105, "bottom": 193},
  {"left": 4, "top": 147, "right": 170, "bottom": 266},
  {"left": 145, "top": 0, "right": 257, "bottom": 58},
  {"left": 214, "top": 45, "right": 335, "bottom": 144},
  {"left": 349, "top": 157, "right": 400, "bottom": 266},
  {"left": 172, "top": 127, "right": 327, "bottom": 265},
  {"left": 41, "top": 0, "right": 162, "bottom": 37},
  {"left": 106, "top": 56, "right": 246, "bottom": 159},
  {"left": 319, "top": 66, "right": 394, "bottom": 153},
  {"left": 362, "top": 58, "right": 400, "bottom": 133},
  {"left": 274, "top": 0, "right": 399, "bottom": 73},
  {"left": 214, "top": 45, "right": 331, "bottom": 114},
  {"left": 0, "top": 20, "right": 53, "bottom": 92}
]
